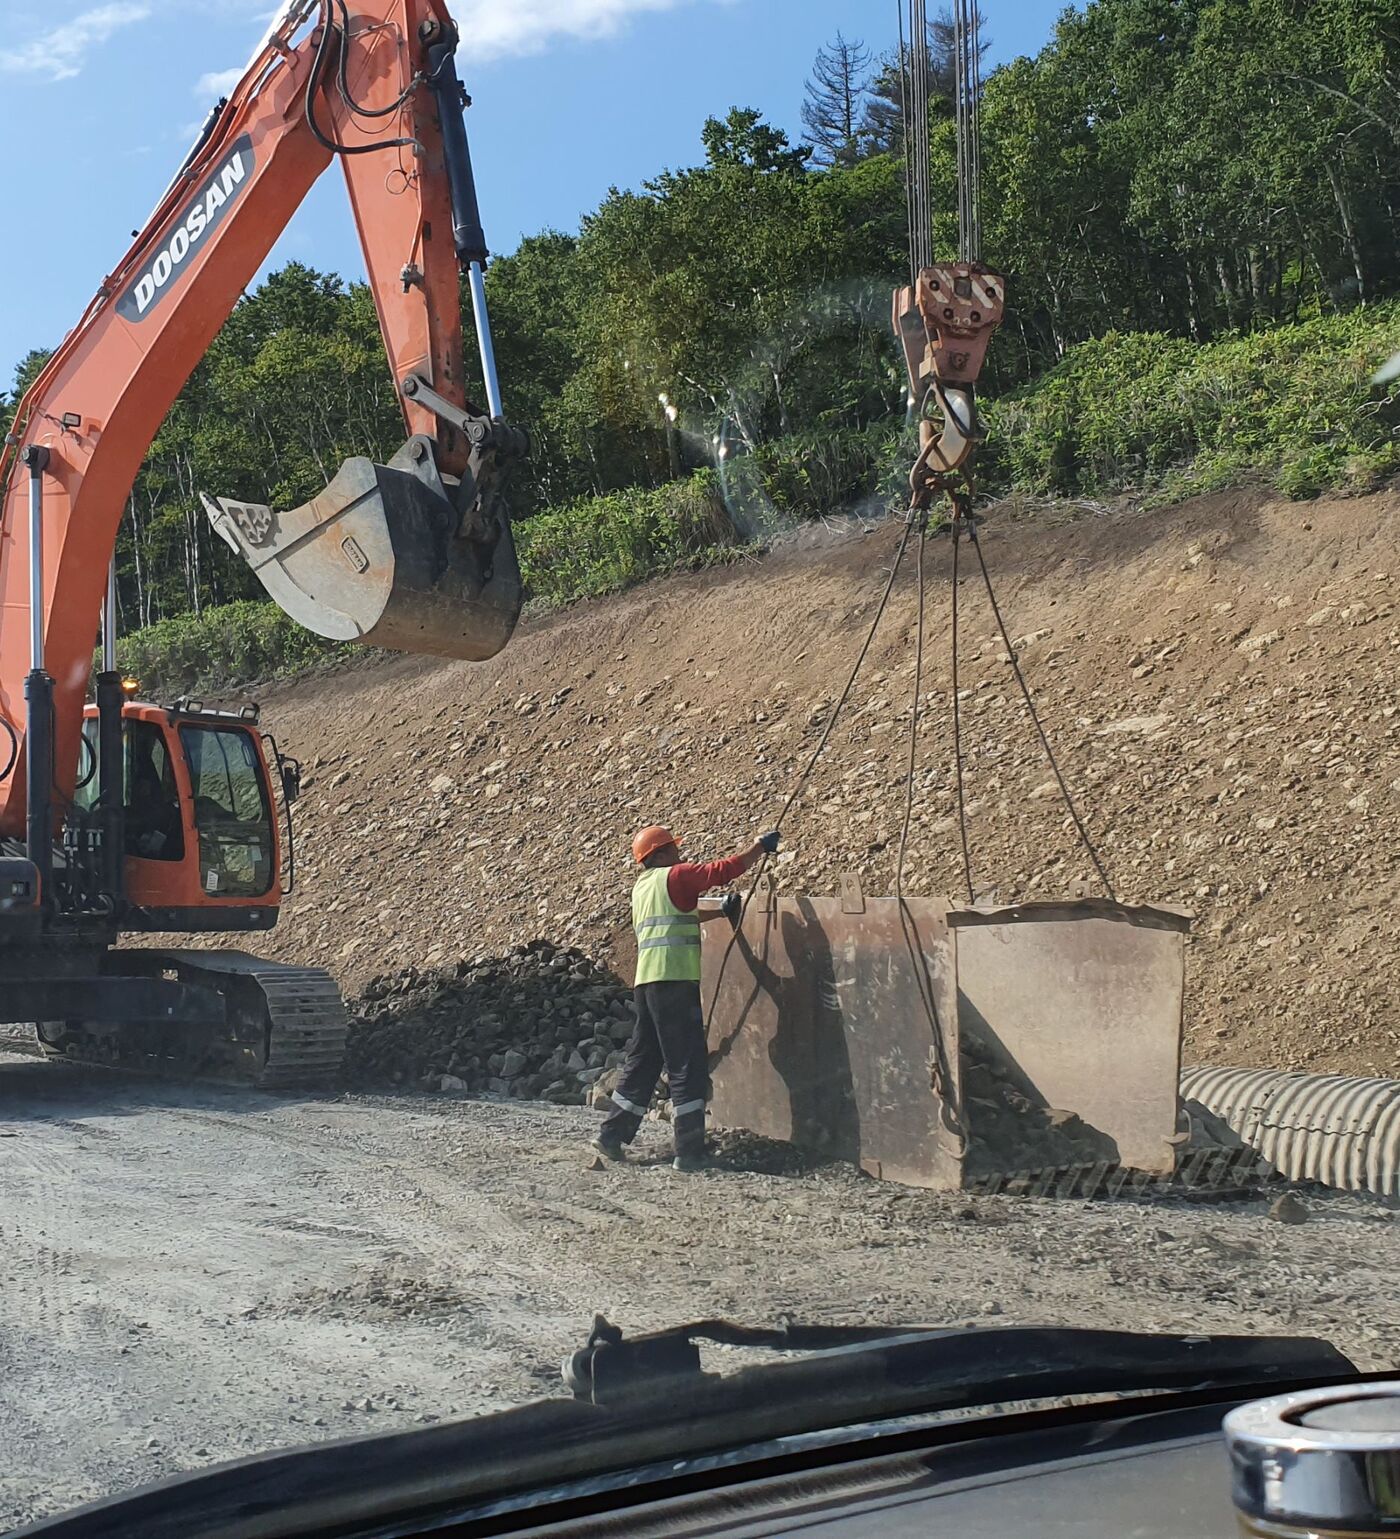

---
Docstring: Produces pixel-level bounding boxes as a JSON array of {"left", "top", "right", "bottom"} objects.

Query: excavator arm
[{"left": 0, "top": 0, "right": 525, "bottom": 842}]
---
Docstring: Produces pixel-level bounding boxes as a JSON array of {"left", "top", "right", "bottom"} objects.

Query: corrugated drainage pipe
[{"left": 1181, "top": 1065, "right": 1400, "bottom": 1200}]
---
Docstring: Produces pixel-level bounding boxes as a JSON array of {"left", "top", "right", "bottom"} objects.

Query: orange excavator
[{"left": 0, "top": 0, "right": 526, "bottom": 1083}]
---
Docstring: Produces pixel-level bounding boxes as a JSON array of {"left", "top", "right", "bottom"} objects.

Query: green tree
[
  {"left": 477, "top": 231, "right": 588, "bottom": 512},
  {"left": 861, "top": 6, "right": 987, "bottom": 154},
  {"left": 118, "top": 264, "right": 404, "bottom": 624},
  {"left": 701, "top": 108, "right": 812, "bottom": 173},
  {"left": 8, "top": 347, "right": 54, "bottom": 412}
]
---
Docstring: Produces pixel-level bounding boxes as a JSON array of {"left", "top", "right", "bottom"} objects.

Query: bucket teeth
[{"left": 202, "top": 434, "right": 522, "bottom": 662}]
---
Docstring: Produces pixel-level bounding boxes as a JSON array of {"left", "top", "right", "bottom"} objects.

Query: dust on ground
[{"left": 3, "top": 1052, "right": 1397, "bottom": 1530}]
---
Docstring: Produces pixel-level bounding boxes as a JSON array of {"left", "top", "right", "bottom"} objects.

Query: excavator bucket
[
  {"left": 703, "top": 886, "right": 1191, "bottom": 1192},
  {"left": 202, "top": 435, "right": 522, "bottom": 662}
]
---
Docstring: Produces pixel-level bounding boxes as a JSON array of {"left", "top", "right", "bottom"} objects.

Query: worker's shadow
[{"left": 711, "top": 903, "right": 860, "bottom": 1160}]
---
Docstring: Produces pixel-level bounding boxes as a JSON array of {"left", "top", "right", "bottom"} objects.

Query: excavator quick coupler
[
  {"left": 892, "top": 262, "right": 1006, "bottom": 510},
  {"left": 203, "top": 424, "right": 525, "bottom": 662}
]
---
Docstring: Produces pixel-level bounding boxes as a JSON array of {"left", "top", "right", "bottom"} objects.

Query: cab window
[
  {"left": 72, "top": 719, "right": 100, "bottom": 817},
  {"left": 124, "top": 721, "right": 184, "bottom": 863},
  {"left": 179, "top": 726, "right": 274, "bottom": 897}
]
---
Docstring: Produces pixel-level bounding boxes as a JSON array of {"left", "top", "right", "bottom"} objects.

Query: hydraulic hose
[{"left": 304, "top": 0, "right": 418, "bottom": 158}]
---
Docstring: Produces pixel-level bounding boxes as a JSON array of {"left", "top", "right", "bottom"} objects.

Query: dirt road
[{"left": 3, "top": 1053, "right": 1399, "bottom": 1529}]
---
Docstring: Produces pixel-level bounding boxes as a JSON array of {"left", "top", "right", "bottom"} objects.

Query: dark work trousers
[{"left": 599, "top": 980, "right": 708, "bottom": 1156}]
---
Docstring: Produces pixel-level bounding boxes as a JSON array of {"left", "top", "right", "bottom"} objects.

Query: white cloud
[
  {"left": 451, "top": 0, "right": 717, "bottom": 61},
  {"left": 195, "top": 65, "right": 244, "bottom": 97},
  {"left": 0, "top": 0, "right": 717, "bottom": 87},
  {"left": 0, "top": 3, "right": 152, "bottom": 80}
]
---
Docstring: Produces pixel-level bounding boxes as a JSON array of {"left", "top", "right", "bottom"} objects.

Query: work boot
[
  {"left": 671, "top": 1150, "right": 707, "bottom": 1173},
  {"left": 672, "top": 1108, "right": 707, "bottom": 1165},
  {"left": 591, "top": 1135, "right": 626, "bottom": 1163}
]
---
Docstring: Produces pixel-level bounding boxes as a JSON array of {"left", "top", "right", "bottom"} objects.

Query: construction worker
[{"left": 593, "top": 825, "right": 781, "bottom": 1172}]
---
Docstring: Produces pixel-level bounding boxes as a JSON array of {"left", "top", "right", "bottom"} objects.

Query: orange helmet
[{"left": 632, "top": 825, "right": 679, "bottom": 864}]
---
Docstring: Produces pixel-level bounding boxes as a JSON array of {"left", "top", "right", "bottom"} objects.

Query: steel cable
[
  {"left": 966, "top": 522, "right": 1117, "bottom": 900},
  {"left": 917, "top": 0, "right": 932, "bottom": 272},
  {"left": 970, "top": 0, "right": 983, "bottom": 261},
  {"left": 705, "top": 512, "right": 966, "bottom": 1143},
  {"left": 953, "top": 0, "right": 984, "bottom": 264},
  {"left": 704, "top": 515, "right": 921, "bottom": 1047},
  {"left": 901, "top": 0, "right": 933, "bottom": 282},
  {"left": 897, "top": 3, "right": 916, "bottom": 287},
  {"left": 894, "top": 520, "right": 926, "bottom": 907},
  {"left": 954, "top": 0, "right": 967, "bottom": 261},
  {"left": 949, "top": 516, "right": 975, "bottom": 903},
  {"left": 896, "top": 520, "right": 965, "bottom": 1145}
]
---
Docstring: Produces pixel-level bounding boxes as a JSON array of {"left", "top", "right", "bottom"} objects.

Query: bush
[
  {"left": 747, "top": 424, "right": 905, "bottom": 522},
  {"left": 983, "top": 306, "right": 1400, "bottom": 502},
  {"left": 514, "top": 469, "right": 737, "bottom": 607},
  {"left": 113, "top": 307, "right": 1400, "bottom": 695},
  {"left": 113, "top": 601, "right": 343, "bottom": 697}
]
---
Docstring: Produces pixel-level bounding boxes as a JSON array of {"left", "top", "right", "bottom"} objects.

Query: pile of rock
[
  {"left": 959, "top": 1033, "right": 1121, "bottom": 1180},
  {"left": 342, "top": 939, "right": 635, "bottom": 1103}
]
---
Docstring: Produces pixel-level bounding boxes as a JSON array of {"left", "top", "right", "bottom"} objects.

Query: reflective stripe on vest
[{"left": 632, "top": 866, "right": 701, "bottom": 984}]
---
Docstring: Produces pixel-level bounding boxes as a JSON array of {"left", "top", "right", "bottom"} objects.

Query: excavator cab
[
  {"left": 25, "top": 697, "right": 340, "bottom": 1087},
  {"left": 74, "top": 700, "right": 284, "bottom": 929}
]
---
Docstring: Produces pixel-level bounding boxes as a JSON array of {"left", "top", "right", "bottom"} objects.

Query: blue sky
[{"left": 0, "top": 0, "right": 1066, "bottom": 380}]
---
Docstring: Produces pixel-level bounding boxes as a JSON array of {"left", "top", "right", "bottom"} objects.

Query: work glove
[
  {"left": 757, "top": 830, "right": 782, "bottom": 855},
  {"left": 721, "top": 891, "right": 742, "bottom": 926}
]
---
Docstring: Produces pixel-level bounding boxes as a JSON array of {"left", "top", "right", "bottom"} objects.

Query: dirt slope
[{"left": 252, "top": 485, "right": 1400, "bottom": 1080}]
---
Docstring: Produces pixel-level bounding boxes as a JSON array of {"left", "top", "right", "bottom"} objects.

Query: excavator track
[
  {"left": 248, "top": 964, "right": 350, "bottom": 1090},
  {"left": 33, "top": 950, "right": 348, "bottom": 1090}
]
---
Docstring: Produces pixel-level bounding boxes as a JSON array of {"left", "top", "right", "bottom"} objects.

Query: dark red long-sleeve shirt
[{"left": 666, "top": 855, "right": 748, "bottom": 912}]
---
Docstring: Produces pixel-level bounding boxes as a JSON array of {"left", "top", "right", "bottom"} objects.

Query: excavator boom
[{"left": 0, "top": 0, "right": 525, "bottom": 841}]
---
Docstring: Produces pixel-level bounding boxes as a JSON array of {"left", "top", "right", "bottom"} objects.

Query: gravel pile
[
  {"left": 343, "top": 939, "right": 635, "bottom": 1103},
  {"left": 708, "top": 1127, "right": 813, "bottom": 1175},
  {"left": 960, "top": 1037, "right": 1121, "bottom": 1180}
]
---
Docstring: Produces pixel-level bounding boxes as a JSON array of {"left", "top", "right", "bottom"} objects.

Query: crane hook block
[
  {"left": 202, "top": 434, "right": 522, "bottom": 662},
  {"left": 894, "top": 263, "right": 1006, "bottom": 396},
  {"left": 893, "top": 262, "right": 1007, "bottom": 498}
]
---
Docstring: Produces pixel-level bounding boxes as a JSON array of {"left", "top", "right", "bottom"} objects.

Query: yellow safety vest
[{"left": 632, "top": 867, "right": 702, "bottom": 985}]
